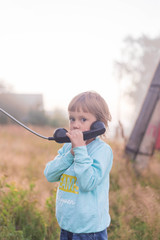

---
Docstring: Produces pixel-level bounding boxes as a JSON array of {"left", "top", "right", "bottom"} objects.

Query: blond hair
[{"left": 68, "top": 91, "right": 111, "bottom": 129}]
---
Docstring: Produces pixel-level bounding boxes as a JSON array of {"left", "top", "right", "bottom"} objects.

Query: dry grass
[
  {"left": 108, "top": 140, "right": 160, "bottom": 239},
  {"left": 0, "top": 125, "right": 60, "bottom": 208},
  {"left": 0, "top": 125, "right": 160, "bottom": 239}
]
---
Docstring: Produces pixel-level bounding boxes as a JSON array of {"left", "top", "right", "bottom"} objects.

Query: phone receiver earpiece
[
  {"left": 48, "top": 121, "right": 106, "bottom": 143},
  {"left": 83, "top": 121, "right": 106, "bottom": 140}
]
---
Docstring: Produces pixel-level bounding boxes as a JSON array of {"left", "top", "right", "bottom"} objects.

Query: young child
[{"left": 44, "top": 91, "right": 113, "bottom": 240}]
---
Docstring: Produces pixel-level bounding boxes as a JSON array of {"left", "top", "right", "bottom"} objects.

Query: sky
[{"left": 0, "top": 0, "right": 160, "bottom": 133}]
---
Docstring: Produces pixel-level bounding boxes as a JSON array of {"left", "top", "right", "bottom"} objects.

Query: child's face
[{"left": 68, "top": 108, "right": 97, "bottom": 132}]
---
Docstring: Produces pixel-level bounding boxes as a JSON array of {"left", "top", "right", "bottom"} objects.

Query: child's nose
[{"left": 73, "top": 121, "right": 80, "bottom": 129}]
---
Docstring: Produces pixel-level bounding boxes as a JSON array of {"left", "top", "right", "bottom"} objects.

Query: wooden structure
[{"left": 125, "top": 62, "right": 160, "bottom": 171}]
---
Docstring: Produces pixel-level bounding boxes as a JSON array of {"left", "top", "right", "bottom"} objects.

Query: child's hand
[{"left": 66, "top": 130, "right": 86, "bottom": 148}]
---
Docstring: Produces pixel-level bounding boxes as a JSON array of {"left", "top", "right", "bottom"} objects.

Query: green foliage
[
  {"left": 0, "top": 180, "right": 59, "bottom": 240},
  {"left": 44, "top": 190, "right": 60, "bottom": 240},
  {"left": 0, "top": 182, "right": 45, "bottom": 240},
  {"left": 129, "top": 217, "right": 152, "bottom": 240}
]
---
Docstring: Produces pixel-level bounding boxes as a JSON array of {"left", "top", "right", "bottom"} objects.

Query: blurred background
[
  {"left": 1, "top": 2, "right": 160, "bottom": 239},
  {"left": 0, "top": 0, "right": 160, "bottom": 137}
]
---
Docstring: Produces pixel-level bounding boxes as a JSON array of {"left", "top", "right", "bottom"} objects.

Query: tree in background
[{"left": 114, "top": 34, "right": 160, "bottom": 135}]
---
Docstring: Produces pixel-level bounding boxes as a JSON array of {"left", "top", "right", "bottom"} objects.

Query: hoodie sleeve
[
  {"left": 73, "top": 143, "right": 113, "bottom": 192},
  {"left": 44, "top": 144, "right": 74, "bottom": 182}
]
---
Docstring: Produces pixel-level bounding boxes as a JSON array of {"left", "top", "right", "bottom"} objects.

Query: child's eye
[
  {"left": 69, "top": 117, "right": 75, "bottom": 122},
  {"left": 81, "top": 118, "right": 87, "bottom": 122}
]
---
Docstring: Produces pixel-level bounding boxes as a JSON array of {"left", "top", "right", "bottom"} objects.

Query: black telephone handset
[
  {"left": 48, "top": 121, "right": 106, "bottom": 143},
  {"left": 0, "top": 108, "right": 106, "bottom": 143}
]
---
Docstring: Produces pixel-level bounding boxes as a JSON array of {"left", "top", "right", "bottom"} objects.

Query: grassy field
[{"left": 0, "top": 125, "right": 160, "bottom": 240}]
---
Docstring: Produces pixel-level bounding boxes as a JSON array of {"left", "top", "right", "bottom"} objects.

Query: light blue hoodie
[{"left": 44, "top": 137, "right": 113, "bottom": 234}]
